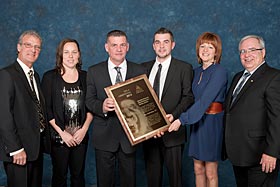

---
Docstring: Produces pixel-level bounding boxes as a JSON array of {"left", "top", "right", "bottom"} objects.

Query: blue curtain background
[{"left": 0, "top": 0, "right": 280, "bottom": 186}]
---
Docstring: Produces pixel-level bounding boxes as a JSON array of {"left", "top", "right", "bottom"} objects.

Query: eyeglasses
[
  {"left": 21, "top": 43, "right": 41, "bottom": 51},
  {"left": 239, "top": 48, "right": 263, "bottom": 55}
]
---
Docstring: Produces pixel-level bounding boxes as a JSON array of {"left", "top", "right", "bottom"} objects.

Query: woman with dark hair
[
  {"left": 41, "top": 38, "right": 93, "bottom": 187},
  {"left": 169, "top": 32, "right": 228, "bottom": 187}
]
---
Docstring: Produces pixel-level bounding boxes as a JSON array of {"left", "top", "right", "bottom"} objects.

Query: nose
[
  {"left": 116, "top": 45, "right": 122, "bottom": 51},
  {"left": 31, "top": 46, "right": 36, "bottom": 52}
]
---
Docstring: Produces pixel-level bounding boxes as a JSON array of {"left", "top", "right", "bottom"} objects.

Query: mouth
[
  {"left": 244, "top": 57, "right": 252, "bottom": 62},
  {"left": 202, "top": 53, "right": 209, "bottom": 57}
]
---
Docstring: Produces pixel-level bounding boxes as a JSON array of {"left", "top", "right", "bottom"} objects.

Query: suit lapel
[
  {"left": 146, "top": 61, "right": 154, "bottom": 77},
  {"left": 226, "top": 72, "right": 242, "bottom": 110},
  {"left": 125, "top": 61, "right": 138, "bottom": 80},
  {"left": 100, "top": 61, "right": 113, "bottom": 85},
  {"left": 14, "top": 62, "right": 37, "bottom": 101},
  {"left": 34, "top": 72, "right": 46, "bottom": 108},
  {"left": 161, "top": 58, "right": 176, "bottom": 99},
  {"left": 230, "top": 63, "right": 268, "bottom": 108}
]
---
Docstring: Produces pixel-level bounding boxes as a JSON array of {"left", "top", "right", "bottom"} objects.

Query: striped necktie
[
  {"left": 114, "top": 67, "right": 123, "bottom": 84},
  {"left": 231, "top": 72, "right": 251, "bottom": 106}
]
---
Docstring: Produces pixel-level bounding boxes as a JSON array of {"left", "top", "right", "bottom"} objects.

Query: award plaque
[{"left": 104, "top": 74, "right": 170, "bottom": 145}]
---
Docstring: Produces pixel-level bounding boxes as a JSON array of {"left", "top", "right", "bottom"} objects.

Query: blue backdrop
[{"left": 0, "top": 0, "right": 280, "bottom": 186}]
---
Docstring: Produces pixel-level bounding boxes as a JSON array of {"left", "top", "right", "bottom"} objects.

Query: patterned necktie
[
  {"left": 114, "top": 67, "right": 123, "bottom": 84},
  {"left": 153, "top": 64, "right": 162, "bottom": 97},
  {"left": 28, "top": 70, "right": 45, "bottom": 132},
  {"left": 231, "top": 72, "right": 251, "bottom": 106},
  {"left": 28, "top": 70, "right": 36, "bottom": 93}
]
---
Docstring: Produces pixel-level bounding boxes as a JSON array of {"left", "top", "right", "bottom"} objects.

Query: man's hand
[
  {"left": 153, "top": 131, "right": 165, "bottom": 138},
  {"left": 13, "top": 150, "right": 27, "bottom": 165},
  {"left": 166, "top": 114, "right": 174, "bottom": 123},
  {"left": 103, "top": 98, "right": 115, "bottom": 113},
  {"left": 168, "top": 119, "right": 182, "bottom": 132},
  {"left": 260, "top": 153, "right": 277, "bottom": 173}
]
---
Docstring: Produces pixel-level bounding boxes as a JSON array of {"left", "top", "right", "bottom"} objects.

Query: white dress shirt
[
  {"left": 148, "top": 55, "right": 172, "bottom": 101},
  {"left": 107, "top": 58, "right": 127, "bottom": 85}
]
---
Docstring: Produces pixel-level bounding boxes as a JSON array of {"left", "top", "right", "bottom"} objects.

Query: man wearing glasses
[
  {"left": 0, "top": 30, "right": 50, "bottom": 187},
  {"left": 224, "top": 35, "right": 280, "bottom": 186}
]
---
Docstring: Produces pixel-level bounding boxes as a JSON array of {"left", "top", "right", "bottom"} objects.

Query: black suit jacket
[
  {"left": 0, "top": 61, "right": 50, "bottom": 162},
  {"left": 224, "top": 63, "right": 280, "bottom": 166},
  {"left": 86, "top": 61, "right": 145, "bottom": 153},
  {"left": 142, "top": 58, "right": 194, "bottom": 147}
]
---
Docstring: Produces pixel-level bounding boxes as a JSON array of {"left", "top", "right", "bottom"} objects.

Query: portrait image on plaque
[{"left": 104, "top": 74, "right": 170, "bottom": 145}]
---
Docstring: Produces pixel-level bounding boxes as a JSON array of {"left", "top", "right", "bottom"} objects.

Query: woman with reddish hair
[{"left": 169, "top": 32, "right": 227, "bottom": 187}]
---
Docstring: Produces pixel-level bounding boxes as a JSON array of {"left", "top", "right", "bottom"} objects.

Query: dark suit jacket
[
  {"left": 0, "top": 61, "right": 51, "bottom": 162},
  {"left": 142, "top": 58, "right": 194, "bottom": 147},
  {"left": 224, "top": 63, "right": 280, "bottom": 166},
  {"left": 86, "top": 61, "right": 145, "bottom": 154}
]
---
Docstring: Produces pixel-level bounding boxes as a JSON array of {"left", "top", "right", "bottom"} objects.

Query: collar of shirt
[
  {"left": 108, "top": 58, "right": 127, "bottom": 84},
  {"left": 246, "top": 61, "right": 266, "bottom": 75},
  {"left": 17, "top": 58, "right": 34, "bottom": 77}
]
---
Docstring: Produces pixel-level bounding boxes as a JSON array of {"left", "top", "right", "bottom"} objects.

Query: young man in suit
[
  {"left": 224, "top": 35, "right": 280, "bottom": 186},
  {"left": 0, "top": 30, "right": 50, "bottom": 187},
  {"left": 86, "top": 30, "right": 145, "bottom": 187},
  {"left": 142, "top": 27, "right": 194, "bottom": 187}
]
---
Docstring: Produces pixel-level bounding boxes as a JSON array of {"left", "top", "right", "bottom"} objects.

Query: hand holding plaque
[{"left": 104, "top": 74, "right": 170, "bottom": 145}]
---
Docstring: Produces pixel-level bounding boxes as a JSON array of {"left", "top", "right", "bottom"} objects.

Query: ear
[
  {"left": 262, "top": 48, "right": 266, "bottom": 59},
  {"left": 171, "top": 41, "right": 176, "bottom": 50},
  {"left": 17, "top": 43, "right": 21, "bottom": 53},
  {"left": 126, "top": 43, "right": 130, "bottom": 52},
  {"left": 152, "top": 42, "right": 156, "bottom": 51},
  {"left": 104, "top": 43, "right": 109, "bottom": 52}
]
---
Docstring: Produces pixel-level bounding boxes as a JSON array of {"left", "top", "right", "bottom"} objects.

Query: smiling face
[
  {"left": 196, "top": 32, "right": 222, "bottom": 65},
  {"left": 62, "top": 42, "right": 80, "bottom": 70},
  {"left": 199, "top": 43, "right": 216, "bottom": 64},
  {"left": 17, "top": 34, "right": 42, "bottom": 68},
  {"left": 105, "top": 36, "right": 129, "bottom": 66},
  {"left": 153, "top": 33, "right": 175, "bottom": 62},
  {"left": 239, "top": 37, "right": 265, "bottom": 72}
]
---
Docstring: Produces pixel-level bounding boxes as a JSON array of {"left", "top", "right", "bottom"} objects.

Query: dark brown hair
[
  {"left": 154, "top": 27, "right": 174, "bottom": 42},
  {"left": 55, "top": 38, "right": 82, "bottom": 75},
  {"left": 106, "top": 30, "right": 128, "bottom": 43}
]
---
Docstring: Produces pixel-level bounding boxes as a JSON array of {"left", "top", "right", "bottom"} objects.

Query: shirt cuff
[{"left": 10, "top": 148, "right": 24, "bottom": 156}]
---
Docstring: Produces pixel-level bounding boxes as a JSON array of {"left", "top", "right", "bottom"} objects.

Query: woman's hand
[
  {"left": 60, "top": 130, "right": 77, "bottom": 147},
  {"left": 73, "top": 127, "right": 87, "bottom": 145},
  {"left": 168, "top": 119, "right": 182, "bottom": 132}
]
